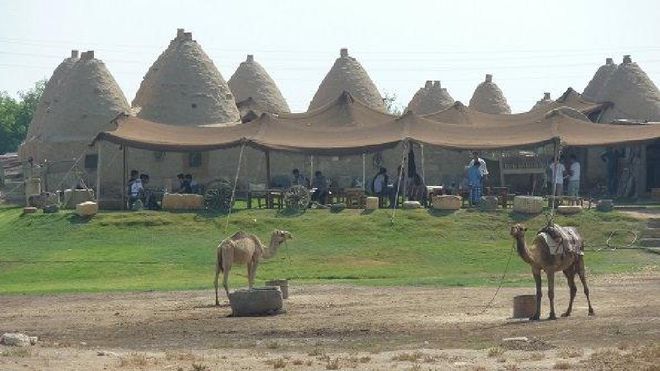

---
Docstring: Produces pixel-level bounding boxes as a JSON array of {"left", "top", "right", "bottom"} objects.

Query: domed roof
[
  {"left": 308, "top": 48, "right": 385, "bottom": 112},
  {"left": 468, "top": 74, "right": 511, "bottom": 114},
  {"left": 530, "top": 92, "right": 553, "bottom": 111},
  {"left": 582, "top": 58, "right": 618, "bottom": 102},
  {"left": 599, "top": 55, "right": 660, "bottom": 123},
  {"left": 405, "top": 80, "right": 455, "bottom": 115},
  {"left": 24, "top": 50, "right": 80, "bottom": 142},
  {"left": 37, "top": 50, "right": 129, "bottom": 141},
  {"left": 228, "top": 54, "right": 290, "bottom": 115},
  {"left": 132, "top": 29, "right": 240, "bottom": 126}
]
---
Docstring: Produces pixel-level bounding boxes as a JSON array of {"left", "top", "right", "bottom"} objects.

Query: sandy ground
[{"left": 1, "top": 273, "right": 658, "bottom": 370}]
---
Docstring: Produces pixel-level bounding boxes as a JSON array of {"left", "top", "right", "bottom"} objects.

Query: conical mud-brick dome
[
  {"left": 469, "top": 74, "right": 511, "bottom": 114},
  {"left": 133, "top": 29, "right": 240, "bottom": 126},
  {"left": 21, "top": 50, "right": 130, "bottom": 162},
  {"left": 582, "top": 58, "right": 617, "bottom": 102},
  {"left": 23, "top": 50, "right": 80, "bottom": 143},
  {"left": 406, "top": 80, "right": 455, "bottom": 114},
  {"left": 599, "top": 55, "right": 660, "bottom": 123},
  {"left": 228, "top": 54, "right": 290, "bottom": 116},
  {"left": 531, "top": 92, "right": 553, "bottom": 111},
  {"left": 308, "top": 48, "right": 385, "bottom": 112}
]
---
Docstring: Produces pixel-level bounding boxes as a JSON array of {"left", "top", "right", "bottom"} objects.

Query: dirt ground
[{"left": 1, "top": 272, "right": 658, "bottom": 370}]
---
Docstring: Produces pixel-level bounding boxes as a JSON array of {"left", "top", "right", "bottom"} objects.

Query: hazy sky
[{"left": 1, "top": 0, "right": 659, "bottom": 113}]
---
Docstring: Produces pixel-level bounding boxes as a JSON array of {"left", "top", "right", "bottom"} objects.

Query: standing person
[
  {"left": 311, "top": 170, "right": 329, "bottom": 204},
  {"left": 185, "top": 174, "right": 199, "bottom": 194},
  {"left": 466, "top": 161, "right": 483, "bottom": 206},
  {"left": 567, "top": 154, "right": 581, "bottom": 197},
  {"left": 407, "top": 173, "right": 428, "bottom": 205},
  {"left": 175, "top": 173, "right": 185, "bottom": 193},
  {"left": 372, "top": 167, "right": 389, "bottom": 207},
  {"left": 601, "top": 147, "right": 623, "bottom": 196},
  {"left": 549, "top": 156, "right": 566, "bottom": 197},
  {"left": 468, "top": 152, "right": 489, "bottom": 181}
]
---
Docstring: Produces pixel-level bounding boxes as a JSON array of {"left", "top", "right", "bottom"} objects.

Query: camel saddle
[{"left": 537, "top": 224, "right": 584, "bottom": 256}]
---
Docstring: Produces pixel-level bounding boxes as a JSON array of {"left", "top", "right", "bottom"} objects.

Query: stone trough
[{"left": 228, "top": 287, "right": 283, "bottom": 317}]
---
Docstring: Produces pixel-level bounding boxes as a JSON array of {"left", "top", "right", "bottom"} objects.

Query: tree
[
  {"left": 0, "top": 80, "right": 46, "bottom": 154},
  {"left": 382, "top": 91, "right": 404, "bottom": 117}
]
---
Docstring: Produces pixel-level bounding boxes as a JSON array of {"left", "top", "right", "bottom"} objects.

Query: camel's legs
[
  {"left": 531, "top": 269, "right": 542, "bottom": 321},
  {"left": 246, "top": 262, "right": 254, "bottom": 289},
  {"left": 248, "top": 259, "right": 259, "bottom": 289},
  {"left": 561, "top": 269, "right": 577, "bottom": 317},
  {"left": 546, "top": 271, "right": 557, "bottom": 320},
  {"left": 577, "top": 257, "right": 595, "bottom": 315},
  {"left": 214, "top": 260, "right": 221, "bottom": 306}
]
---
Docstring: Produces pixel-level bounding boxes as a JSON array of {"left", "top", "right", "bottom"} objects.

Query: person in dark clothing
[
  {"left": 372, "top": 167, "right": 390, "bottom": 207},
  {"left": 601, "top": 147, "right": 623, "bottom": 196},
  {"left": 311, "top": 171, "right": 329, "bottom": 204}
]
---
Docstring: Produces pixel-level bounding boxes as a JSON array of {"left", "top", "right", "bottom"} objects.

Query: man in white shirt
[
  {"left": 567, "top": 154, "right": 580, "bottom": 197},
  {"left": 467, "top": 152, "right": 489, "bottom": 179},
  {"left": 549, "top": 157, "right": 566, "bottom": 196}
]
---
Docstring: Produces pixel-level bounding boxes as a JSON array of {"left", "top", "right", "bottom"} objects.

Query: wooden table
[{"left": 247, "top": 189, "right": 284, "bottom": 209}]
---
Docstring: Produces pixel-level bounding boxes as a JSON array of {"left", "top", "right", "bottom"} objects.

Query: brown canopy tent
[
  {"left": 94, "top": 92, "right": 660, "bottom": 205},
  {"left": 422, "top": 88, "right": 610, "bottom": 127}
]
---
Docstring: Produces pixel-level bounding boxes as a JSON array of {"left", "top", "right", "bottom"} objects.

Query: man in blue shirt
[{"left": 467, "top": 161, "right": 483, "bottom": 206}]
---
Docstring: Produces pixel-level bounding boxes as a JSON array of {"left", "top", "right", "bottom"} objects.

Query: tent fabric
[
  {"left": 95, "top": 93, "right": 660, "bottom": 154},
  {"left": 422, "top": 88, "right": 609, "bottom": 128}
]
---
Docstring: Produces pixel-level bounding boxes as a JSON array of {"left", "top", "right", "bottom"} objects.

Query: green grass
[{"left": 0, "top": 206, "right": 655, "bottom": 294}]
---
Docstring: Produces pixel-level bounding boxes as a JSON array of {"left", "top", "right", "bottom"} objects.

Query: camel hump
[{"left": 229, "top": 231, "right": 251, "bottom": 240}]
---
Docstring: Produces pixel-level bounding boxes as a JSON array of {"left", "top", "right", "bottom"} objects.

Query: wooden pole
[
  {"left": 310, "top": 155, "right": 314, "bottom": 181},
  {"left": 420, "top": 144, "right": 426, "bottom": 183},
  {"left": 362, "top": 153, "right": 366, "bottom": 190},
  {"left": 121, "top": 145, "right": 127, "bottom": 210},
  {"left": 265, "top": 150, "right": 271, "bottom": 188},
  {"left": 95, "top": 143, "right": 102, "bottom": 203}
]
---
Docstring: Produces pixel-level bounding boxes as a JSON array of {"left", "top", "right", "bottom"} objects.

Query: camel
[
  {"left": 509, "top": 223, "right": 594, "bottom": 320},
  {"left": 214, "top": 229, "right": 292, "bottom": 305}
]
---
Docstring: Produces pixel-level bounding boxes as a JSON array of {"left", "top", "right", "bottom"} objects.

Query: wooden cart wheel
[
  {"left": 204, "top": 179, "right": 234, "bottom": 211},
  {"left": 283, "top": 185, "right": 311, "bottom": 210}
]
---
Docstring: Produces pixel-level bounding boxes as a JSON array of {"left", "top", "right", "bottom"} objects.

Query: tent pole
[
  {"left": 549, "top": 138, "right": 561, "bottom": 221},
  {"left": 95, "top": 142, "right": 102, "bottom": 203},
  {"left": 265, "top": 150, "right": 271, "bottom": 187},
  {"left": 310, "top": 155, "right": 314, "bottom": 181},
  {"left": 362, "top": 153, "right": 366, "bottom": 190},
  {"left": 121, "top": 145, "right": 127, "bottom": 210},
  {"left": 420, "top": 144, "right": 425, "bottom": 183}
]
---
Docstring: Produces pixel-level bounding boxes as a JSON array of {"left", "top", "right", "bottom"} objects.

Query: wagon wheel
[
  {"left": 204, "top": 179, "right": 234, "bottom": 211},
  {"left": 283, "top": 185, "right": 311, "bottom": 210}
]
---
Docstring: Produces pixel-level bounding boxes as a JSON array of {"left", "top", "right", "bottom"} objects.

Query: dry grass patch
[
  {"left": 191, "top": 364, "right": 210, "bottom": 371},
  {"left": 0, "top": 347, "right": 32, "bottom": 358},
  {"left": 265, "top": 357, "right": 287, "bottom": 369},
  {"left": 528, "top": 352, "right": 545, "bottom": 361},
  {"left": 554, "top": 361, "right": 571, "bottom": 369},
  {"left": 582, "top": 344, "right": 660, "bottom": 371},
  {"left": 119, "top": 352, "right": 153, "bottom": 367},
  {"left": 325, "top": 357, "right": 340, "bottom": 370},
  {"left": 558, "top": 348, "right": 584, "bottom": 359},
  {"left": 308, "top": 348, "right": 324, "bottom": 356},
  {"left": 487, "top": 347, "right": 505, "bottom": 357},
  {"left": 292, "top": 358, "right": 304, "bottom": 365},
  {"left": 266, "top": 341, "right": 280, "bottom": 349},
  {"left": 165, "top": 351, "right": 198, "bottom": 361},
  {"left": 392, "top": 351, "right": 425, "bottom": 362},
  {"left": 504, "top": 364, "right": 520, "bottom": 371}
]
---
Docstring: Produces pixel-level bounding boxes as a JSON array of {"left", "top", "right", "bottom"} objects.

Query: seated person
[
  {"left": 175, "top": 173, "right": 185, "bottom": 193},
  {"left": 185, "top": 174, "right": 199, "bottom": 194},
  {"left": 371, "top": 167, "right": 390, "bottom": 206},
  {"left": 291, "top": 168, "right": 310, "bottom": 187},
  {"left": 407, "top": 173, "right": 427, "bottom": 205},
  {"left": 311, "top": 171, "right": 329, "bottom": 204},
  {"left": 140, "top": 173, "right": 158, "bottom": 210},
  {"left": 127, "top": 170, "right": 143, "bottom": 209}
]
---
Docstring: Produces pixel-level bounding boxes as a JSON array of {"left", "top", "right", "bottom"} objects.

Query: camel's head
[
  {"left": 272, "top": 230, "right": 293, "bottom": 244},
  {"left": 510, "top": 224, "right": 527, "bottom": 238}
]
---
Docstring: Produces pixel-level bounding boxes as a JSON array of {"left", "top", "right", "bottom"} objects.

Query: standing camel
[
  {"left": 214, "top": 230, "right": 292, "bottom": 305},
  {"left": 509, "top": 223, "right": 594, "bottom": 320}
]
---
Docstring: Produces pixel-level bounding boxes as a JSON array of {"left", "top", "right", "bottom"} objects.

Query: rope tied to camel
[
  {"left": 223, "top": 142, "right": 246, "bottom": 233},
  {"left": 471, "top": 239, "right": 515, "bottom": 315}
]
